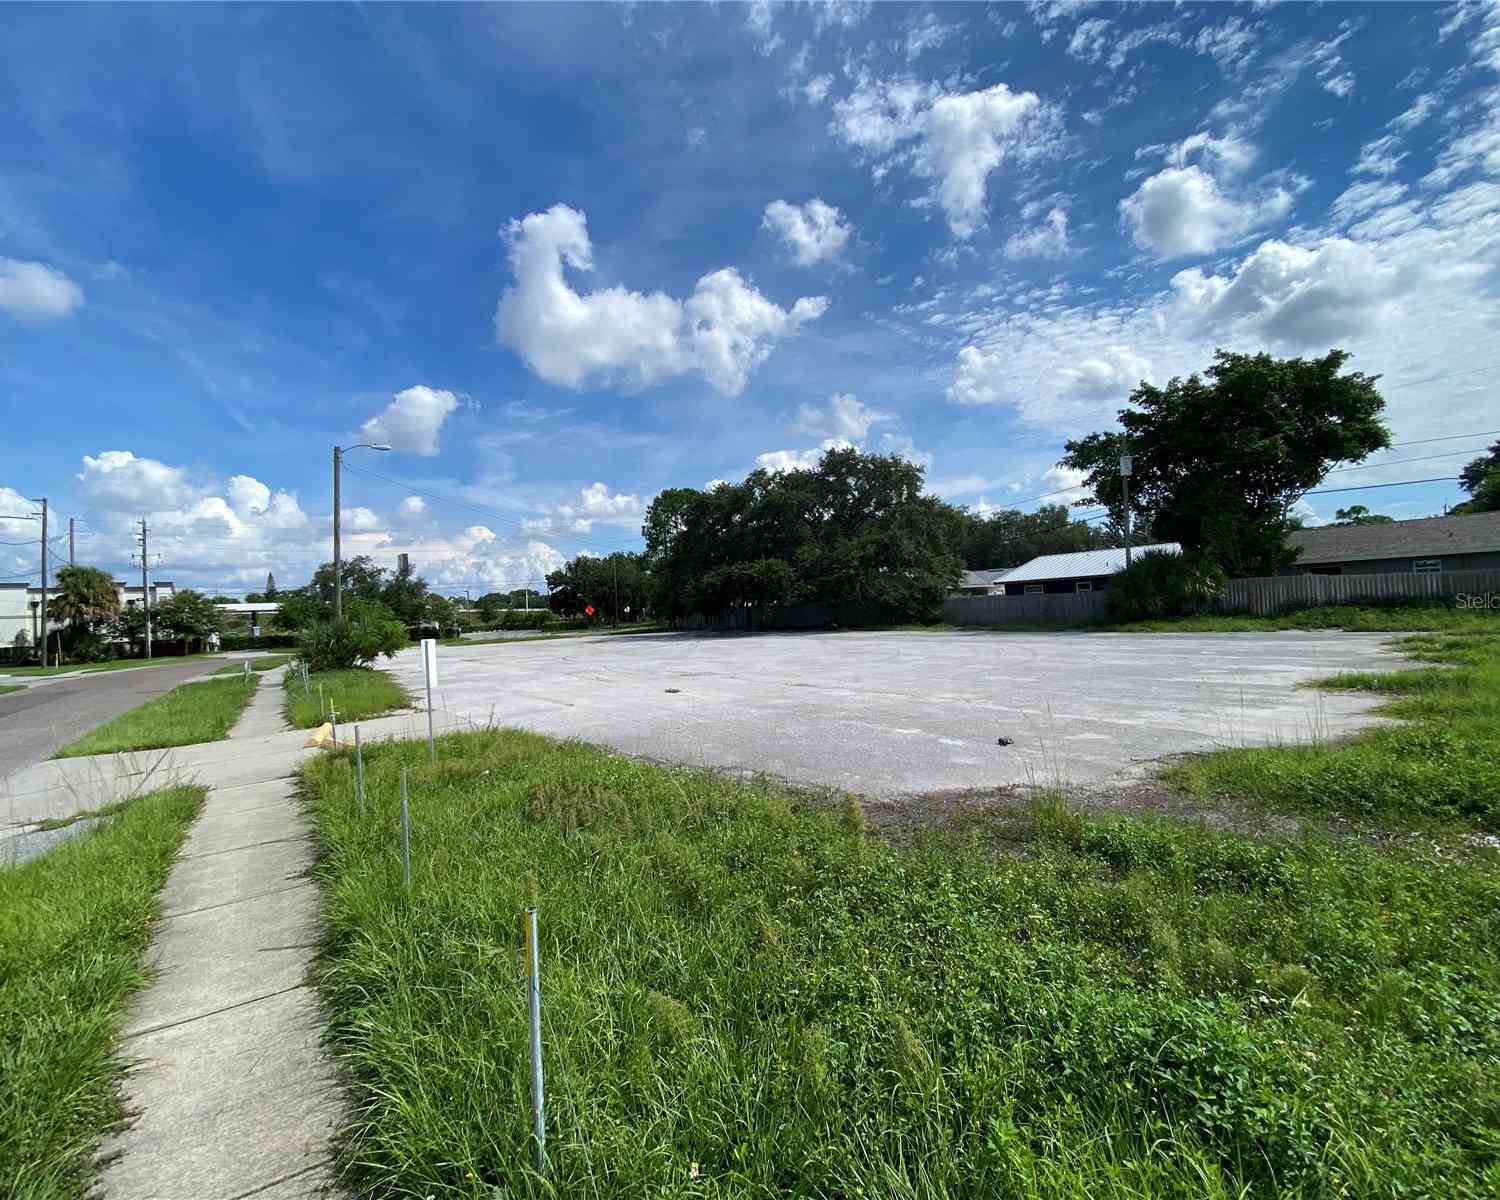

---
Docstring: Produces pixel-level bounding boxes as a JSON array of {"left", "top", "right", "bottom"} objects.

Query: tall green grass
[
  {"left": 303, "top": 732, "right": 1500, "bottom": 1199},
  {"left": 1107, "top": 603, "right": 1500, "bottom": 634},
  {"left": 55, "top": 675, "right": 257, "bottom": 758},
  {"left": 1169, "top": 632, "right": 1500, "bottom": 828},
  {"left": 283, "top": 667, "right": 410, "bottom": 729},
  {"left": 0, "top": 785, "right": 204, "bottom": 1197}
]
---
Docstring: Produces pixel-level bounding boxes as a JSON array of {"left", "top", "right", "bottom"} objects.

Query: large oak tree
[{"left": 1060, "top": 350, "right": 1390, "bottom": 576}]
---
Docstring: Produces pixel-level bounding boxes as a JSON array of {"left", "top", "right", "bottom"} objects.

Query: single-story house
[
  {"left": 996, "top": 544, "right": 1180, "bottom": 595},
  {"left": 1284, "top": 511, "right": 1500, "bottom": 576},
  {"left": 954, "top": 568, "right": 1015, "bottom": 596}
]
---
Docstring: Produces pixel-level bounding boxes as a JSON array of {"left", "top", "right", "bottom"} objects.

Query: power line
[
  {"left": 1303, "top": 476, "right": 1459, "bottom": 496},
  {"left": 1387, "top": 429, "right": 1500, "bottom": 449},
  {"left": 1327, "top": 447, "right": 1494, "bottom": 474}
]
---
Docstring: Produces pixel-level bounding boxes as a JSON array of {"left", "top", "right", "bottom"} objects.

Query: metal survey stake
[
  {"left": 525, "top": 906, "right": 546, "bottom": 1174},
  {"left": 354, "top": 726, "right": 365, "bottom": 816},
  {"left": 421, "top": 637, "right": 439, "bottom": 763},
  {"left": 399, "top": 767, "right": 411, "bottom": 889}
]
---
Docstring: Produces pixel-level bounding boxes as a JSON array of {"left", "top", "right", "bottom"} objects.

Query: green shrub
[
  {"left": 1106, "top": 549, "right": 1227, "bottom": 622},
  {"left": 297, "top": 599, "right": 407, "bottom": 671},
  {"left": 497, "top": 609, "right": 553, "bottom": 631},
  {"left": 219, "top": 633, "right": 299, "bottom": 652}
]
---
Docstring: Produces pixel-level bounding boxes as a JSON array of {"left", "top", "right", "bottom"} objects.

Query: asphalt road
[
  {"left": 0, "top": 659, "right": 230, "bottom": 779},
  {"left": 384, "top": 628, "right": 1409, "bottom": 798}
]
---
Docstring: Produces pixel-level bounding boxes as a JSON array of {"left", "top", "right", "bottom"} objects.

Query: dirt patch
[{"left": 859, "top": 776, "right": 1303, "bottom": 845}]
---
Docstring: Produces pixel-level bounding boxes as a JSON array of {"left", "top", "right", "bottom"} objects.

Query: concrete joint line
[
  {"left": 202, "top": 798, "right": 301, "bottom": 819},
  {"left": 159, "top": 879, "right": 314, "bottom": 922},
  {"left": 180, "top": 835, "right": 306, "bottom": 862},
  {"left": 228, "top": 1160, "right": 333, "bottom": 1200},
  {"left": 204, "top": 774, "right": 297, "bottom": 793},
  {"left": 125, "top": 983, "right": 308, "bottom": 1041}
]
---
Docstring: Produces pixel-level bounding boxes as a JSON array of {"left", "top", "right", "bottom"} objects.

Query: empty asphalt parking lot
[{"left": 386, "top": 629, "right": 1407, "bottom": 797}]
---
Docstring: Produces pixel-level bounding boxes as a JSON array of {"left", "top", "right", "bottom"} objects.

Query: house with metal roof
[
  {"left": 953, "top": 568, "right": 1015, "bottom": 595},
  {"left": 996, "top": 544, "right": 1181, "bottom": 595},
  {"left": 1283, "top": 511, "right": 1500, "bottom": 576}
]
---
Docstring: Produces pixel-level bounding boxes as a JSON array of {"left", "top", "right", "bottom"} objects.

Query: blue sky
[{"left": 3, "top": 1, "right": 1500, "bottom": 595}]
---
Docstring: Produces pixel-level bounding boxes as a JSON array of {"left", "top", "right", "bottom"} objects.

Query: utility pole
[
  {"left": 1119, "top": 453, "right": 1134, "bottom": 569},
  {"left": 332, "top": 442, "right": 391, "bottom": 622},
  {"left": 34, "top": 497, "right": 48, "bottom": 668},
  {"left": 68, "top": 517, "right": 75, "bottom": 565},
  {"left": 612, "top": 557, "right": 619, "bottom": 626},
  {"left": 332, "top": 445, "right": 342, "bottom": 621},
  {"left": 138, "top": 518, "right": 153, "bottom": 660}
]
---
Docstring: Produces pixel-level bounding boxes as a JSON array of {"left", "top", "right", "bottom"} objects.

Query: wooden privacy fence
[
  {"left": 940, "top": 592, "right": 1109, "bottom": 626},
  {"left": 942, "top": 568, "right": 1500, "bottom": 626},
  {"left": 1214, "top": 568, "right": 1500, "bottom": 617}
]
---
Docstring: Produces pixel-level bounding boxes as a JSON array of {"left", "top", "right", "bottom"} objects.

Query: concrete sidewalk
[
  {"left": 97, "top": 672, "right": 342, "bottom": 1198},
  {"left": 0, "top": 669, "right": 474, "bottom": 1193}
]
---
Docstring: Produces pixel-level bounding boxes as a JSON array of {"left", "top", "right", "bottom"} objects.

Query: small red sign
[{"left": 584, "top": 605, "right": 595, "bottom": 617}]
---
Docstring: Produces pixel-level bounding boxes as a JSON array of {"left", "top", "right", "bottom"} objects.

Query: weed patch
[
  {"left": 0, "top": 786, "right": 203, "bottom": 1196},
  {"left": 303, "top": 731, "right": 1500, "bottom": 1199},
  {"left": 55, "top": 675, "right": 257, "bottom": 758},
  {"left": 1169, "top": 633, "right": 1500, "bottom": 828},
  {"left": 283, "top": 667, "right": 410, "bottom": 729}
]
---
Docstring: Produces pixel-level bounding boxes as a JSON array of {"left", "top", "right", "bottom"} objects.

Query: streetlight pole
[
  {"left": 332, "top": 442, "right": 392, "bottom": 621},
  {"left": 1119, "top": 452, "right": 1134, "bottom": 569},
  {"left": 34, "top": 497, "right": 48, "bottom": 668}
]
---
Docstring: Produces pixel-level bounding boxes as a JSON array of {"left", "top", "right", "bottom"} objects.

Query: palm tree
[
  {"left": 52, "top": 565, "right": 119, "bottom": 633},
  {"left": 49, "top": 565, "right": 119, "bottom": 665}
]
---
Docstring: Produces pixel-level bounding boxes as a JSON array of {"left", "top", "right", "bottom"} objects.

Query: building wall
[
  {"left": 1279, "top": 551, "right": 1500, "bottom": 577},
  {"left": 1, "top": 581, "right": 178, "bottom": 637},
  {"left": 0, "top": 585, "right": 34, "bottom": 648},
  {"left": 1003, "top": 574, "right": 1113, "bottom": 596}
]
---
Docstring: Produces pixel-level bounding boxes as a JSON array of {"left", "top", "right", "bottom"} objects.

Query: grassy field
[
  {"left": 212, "top": 654, "right": 290, "bottom": 675},
  {"left": 898, "top": 603, "right": 1500, "bottom": 636},
  {"left": 55, "top": 675, "right": 258, "bottom": 758},
  {"left": 303, "top": 729, "right": 1500, "bottom": 1199},
  {"left": 1107, "top": 604, "right": 1500, "bottom": 634},
  {"left": 0, "top": 684, "right": 22, "bottom": 695},
  {"left": 283, "top": 666, "right": 410, "bottom": 729},
  {"left": 0, "top": 785, "right": 204, "bottom": 1197},
  {"left": 1169, "top": 630, "right": 1500, "bottom": 830},
  {"left": 0, "top": 654, "right": 220, "bottom": 679}
]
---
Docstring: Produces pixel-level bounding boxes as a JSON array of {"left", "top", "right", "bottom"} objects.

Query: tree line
[{"left": 547, "top": 348, "right": 1404, "bottom": 624}]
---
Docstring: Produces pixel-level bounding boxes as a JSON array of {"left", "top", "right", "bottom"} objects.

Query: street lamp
[
  {"left": 333, "top": 443, "right": 392, "bottom": 620},
  {"left": 1118, "top": 453, "right": 1135, "bottom": 569}
]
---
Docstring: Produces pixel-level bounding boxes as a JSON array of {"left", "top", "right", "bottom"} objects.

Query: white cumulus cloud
[
  {"left": 833, "top": 77, "right": 1062, "bottom": 239},
  {"left": 495, "top": 204, "right": 827, "bottom": 395},
  {"left": 0, "top": 258, "right": 85, "bottom": 322},
  {"left": 1119, "top": 164, "right": 1294, "bottom": 259},
  {"left": 359, "top": 385, "right": 459, "bottom": 457},
  {"left": 1170, "top": 237, "right": 1411, "bottom": 348},
  {"left": 1004, "top": 206, "right": 1071, "bottom": 259},
  {"left": 1057, "top": 347, "right": 1153, "bottom": 398},
  {"left": 77, "top": 450, "right": 198, "bottom": 512},
  {"left": 524, "top": 482, "right": 644, "bottom": 536},
  {"left": 761, "top": 198, "right": 853, "bottom": 266},
  {"left": 791, "top": 392, "right": 891, "bottom": 440}
]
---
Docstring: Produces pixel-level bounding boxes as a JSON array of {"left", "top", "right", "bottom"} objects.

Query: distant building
[
  {"left": 213, "top": 600, "right": 281, "bottom": 636},
  {"left": 953, "top": 568, "right": 1014, "bottom": 596},
  {"left": 1284, "top": 511, "right": 1500, "bottom": 576},
  {"left": 0, "top": 579, "right": 176, "bottom": 647},
  {"left": 992, "top": 545, "right": 1181, "bottom": 596}
]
